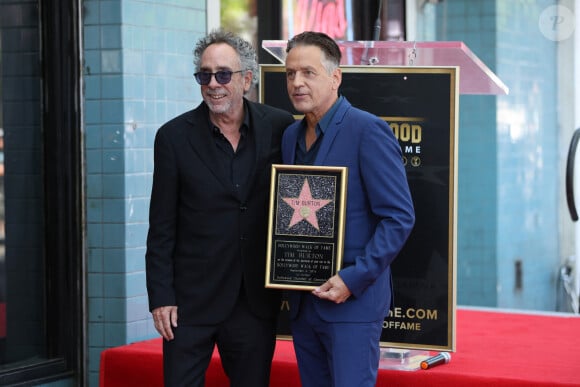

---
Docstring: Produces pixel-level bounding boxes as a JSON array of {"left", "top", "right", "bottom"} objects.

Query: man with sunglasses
[{"left": 146, "top": 29, "right": 294, "bottom": 387}]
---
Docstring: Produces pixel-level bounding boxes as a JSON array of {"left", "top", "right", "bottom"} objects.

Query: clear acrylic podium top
[{"left": 262, "top": 40, "right": 508, "bottom": 95}]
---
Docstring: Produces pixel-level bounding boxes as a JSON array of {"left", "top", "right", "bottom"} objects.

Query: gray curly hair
[{"left": 193, "top": 29, "right": 259, "bottom": 89}]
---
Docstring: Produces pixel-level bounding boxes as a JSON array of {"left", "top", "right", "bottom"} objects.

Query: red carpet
[{"left": 100, "top": 308, "right": 580, "bottom": 386}]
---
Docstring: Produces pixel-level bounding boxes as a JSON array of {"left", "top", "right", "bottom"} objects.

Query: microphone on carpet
[{"left": 420, "top": 352, "right": 451, "bottom": 370}]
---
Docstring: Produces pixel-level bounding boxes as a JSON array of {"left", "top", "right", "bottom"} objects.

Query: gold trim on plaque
[{"left": 266, "top": 164, "right": 348, "bottom": 290}]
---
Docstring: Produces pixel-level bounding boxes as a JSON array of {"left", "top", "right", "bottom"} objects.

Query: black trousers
[{"left": 162, "top": 292, "right": 277, "bottom": 387}]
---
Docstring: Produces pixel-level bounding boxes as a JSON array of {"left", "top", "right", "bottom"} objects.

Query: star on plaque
[{"left": 282, "top": 178, "right": 332, "bottom": 230}]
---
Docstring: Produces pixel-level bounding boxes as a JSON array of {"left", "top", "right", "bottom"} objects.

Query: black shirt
[
  {"left": 295, "top": 95, "right": 343, "bottom": 165},
  {"left": 209, "top": 102, "right": 255, "bottom": 197}
]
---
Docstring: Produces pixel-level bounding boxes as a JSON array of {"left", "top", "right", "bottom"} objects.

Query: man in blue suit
[{"left": 282, "top": 31, "right": 415, "bottom": 387}]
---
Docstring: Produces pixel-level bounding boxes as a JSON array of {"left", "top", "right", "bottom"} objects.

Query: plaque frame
[{"left": 266, "top": 164, "right": 348, "bottom": 290}]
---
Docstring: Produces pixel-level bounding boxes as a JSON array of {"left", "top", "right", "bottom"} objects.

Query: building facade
[{"left": 0, "top": 0, "right": 573, "bottom": 385}]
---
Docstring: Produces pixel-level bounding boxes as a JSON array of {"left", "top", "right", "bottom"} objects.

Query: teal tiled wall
[
  {"left": 495, "top": 1, "right": 559, "bottom": 310},
  {"left": 437, "top": 0, "right": 560, "bottom": 309},
  {"left": 82, "top": 1, "right": 206, "bottom": 385}
]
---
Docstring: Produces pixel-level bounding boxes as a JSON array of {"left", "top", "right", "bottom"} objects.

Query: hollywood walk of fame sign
[{"left": 266, "top": 164, "right": 348, "bottom": 290}]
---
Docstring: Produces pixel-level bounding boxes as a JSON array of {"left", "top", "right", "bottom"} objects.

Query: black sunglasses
[{"left": 194, "top": 70, "right": 244, "bottom": 85}]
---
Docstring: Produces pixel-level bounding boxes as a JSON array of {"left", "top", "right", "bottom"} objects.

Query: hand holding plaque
[{"left": 265, "top": 164, "right": 347, "bottom": 290}]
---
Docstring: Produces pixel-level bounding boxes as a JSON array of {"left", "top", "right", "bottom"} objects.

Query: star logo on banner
[{"left": 282, "top": 178, "right": 332, "bottom": 230}]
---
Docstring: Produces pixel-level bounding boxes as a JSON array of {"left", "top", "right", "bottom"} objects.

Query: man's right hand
[{"left": 152, "top": 306, "right": 178, "bottom": 341}]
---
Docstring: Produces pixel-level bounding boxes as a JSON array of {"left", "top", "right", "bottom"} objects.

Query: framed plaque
[{"left": 266, "top": 164, "right": 348, "bottom": 290}]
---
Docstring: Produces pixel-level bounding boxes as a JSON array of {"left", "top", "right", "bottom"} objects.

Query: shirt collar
[
  {"left": 316, "top": 95, "right": 343, "bottom": 134},
  {"left": 207, "top": 99, "right": 250, "bottom": 136},
  {"left": 297, "top": 95, "right": 343, "bottom": 152}
]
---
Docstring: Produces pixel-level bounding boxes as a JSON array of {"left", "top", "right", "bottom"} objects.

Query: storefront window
[
  {"left": 0, "top": 1, "right": 45, "bottom": 368},
  {"left": 281, "top": 0, "right": 405, "bottom": 40},
  {"left": 0, "top": 1, "right": 82, "bottom": 384}
]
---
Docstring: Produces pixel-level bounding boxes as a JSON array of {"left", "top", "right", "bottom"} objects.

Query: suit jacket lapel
[
  {"left": 185, "top": 103, "right": 232, "bottom": 191},
  {"left": 284, "top": 124, "right": 300, "bottom": 165},
  {"left": 240, "top": 101, "right": 271, "bottom": 201},
  {"left": 315, "top": 98, "right": 350, "bottom": 165},
  {"left": 184, "top": 101, "right": 275, "bottom": 202},
  {"left": 250, "top": 101, "right": 271, "bottom": 162}
]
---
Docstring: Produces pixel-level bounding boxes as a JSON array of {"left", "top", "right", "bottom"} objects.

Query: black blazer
[{"left": 146, "top": 100, "right": 294, "bottom": 325}]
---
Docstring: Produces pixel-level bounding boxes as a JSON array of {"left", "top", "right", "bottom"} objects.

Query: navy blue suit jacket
[{"left": 282, "top": 97, "right": 415, "bottom": 323}]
